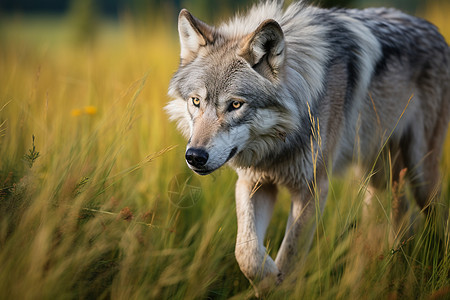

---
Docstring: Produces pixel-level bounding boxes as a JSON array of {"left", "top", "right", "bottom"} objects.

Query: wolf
[{"left": 166, "top": 0, "right": 450, "bottom": 289}]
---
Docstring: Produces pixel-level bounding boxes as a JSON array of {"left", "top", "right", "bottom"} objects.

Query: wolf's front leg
[
  {"left": 275, "top": 177, "right": 328, "bottom": 278},
  {"left": 234, "top": 177, "right": 279, "bottom": 286}
]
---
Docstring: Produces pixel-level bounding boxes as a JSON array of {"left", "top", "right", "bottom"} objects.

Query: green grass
[{"left": 0, "top": 8, "right": 449, "bottom": 299}]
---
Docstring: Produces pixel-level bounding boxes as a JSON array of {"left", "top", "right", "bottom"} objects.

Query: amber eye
[
  {"left": 228, "top": 100, "right": 243, "bottom": 112},
  {"left": 191, "top": 97, "right": 200, "bottom": 107}
]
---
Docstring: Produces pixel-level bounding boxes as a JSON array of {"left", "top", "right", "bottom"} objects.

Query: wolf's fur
[{"left": 167, "top": 0, "right": 450, "bottom": 288}]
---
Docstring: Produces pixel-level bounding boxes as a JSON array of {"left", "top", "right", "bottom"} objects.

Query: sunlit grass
[{"left": 0, "top": 5, "right": 449, "bottom": 299}]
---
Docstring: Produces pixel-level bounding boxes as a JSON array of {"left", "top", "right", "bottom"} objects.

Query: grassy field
[{"left": 1, "top": 4, "right": 449, "bottom": 299}]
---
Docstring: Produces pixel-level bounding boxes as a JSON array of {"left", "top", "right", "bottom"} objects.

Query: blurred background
[
  {"left": 0, "top": 0, "right": 440, "bottom": 17},
  {"left": 0, "top": 0, "right": 449, "bottom": 299},
  {"left": 1, "top": 0, "right": 447, "bottom": 48},
  {"left": 0, "top": 0, "right": 446, "bottom": 24}
]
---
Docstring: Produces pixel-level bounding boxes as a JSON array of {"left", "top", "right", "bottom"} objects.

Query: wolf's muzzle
[{"left": 185, "top": 148, "right": 209, "bottom": 169}]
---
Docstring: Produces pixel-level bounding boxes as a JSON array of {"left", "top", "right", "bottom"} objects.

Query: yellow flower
[
  {"left": 71, "top": 109, "right": 82, "bottom": 117},
  {"left": 84, "top": 106, "right": 98, "bottom": 115}
]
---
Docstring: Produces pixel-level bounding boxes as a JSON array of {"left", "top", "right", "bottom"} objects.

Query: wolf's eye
[
  {"left": 191, "top": 97, "right": 200, "bottom": 107},
  {"left": 228, "top": 100, "right": 243, "bottom": 112}
]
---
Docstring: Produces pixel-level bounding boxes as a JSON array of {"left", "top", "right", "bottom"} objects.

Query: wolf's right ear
[
  {"left": 239, "top": 19, "right": 285, "bottom": 80},
  {"left": 178, "top": 9, "right": 214, "bottom": 65}
]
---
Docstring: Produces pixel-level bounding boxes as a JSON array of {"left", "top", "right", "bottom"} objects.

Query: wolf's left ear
[
  {"left": 178, "top": 9, "right": 215, "bottom": 65},
  {"left": 239, "top": 19, "right": 285, "bottom": 79}
]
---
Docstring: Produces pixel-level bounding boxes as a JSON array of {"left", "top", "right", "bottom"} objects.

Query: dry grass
[{"left": 0, "top": 5, "right": 449, "bottom": 299}]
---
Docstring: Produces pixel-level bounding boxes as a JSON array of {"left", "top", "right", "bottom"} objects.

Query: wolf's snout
[{"left": 185, "top": 148, "right": 209, "bottom": 168}]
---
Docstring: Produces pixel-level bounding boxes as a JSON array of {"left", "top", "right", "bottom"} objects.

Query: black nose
[{"left": 185, "top": 148, "right": 209, "bottom": 168}]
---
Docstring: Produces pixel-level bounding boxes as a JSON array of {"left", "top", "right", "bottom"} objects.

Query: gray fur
[{"left": 166, "top": 0, "right": 450, "bottom": 291}]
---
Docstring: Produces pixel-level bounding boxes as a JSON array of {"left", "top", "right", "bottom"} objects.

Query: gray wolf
[{"left": 166, "top": 0, "right": 450, "bottom": 290}]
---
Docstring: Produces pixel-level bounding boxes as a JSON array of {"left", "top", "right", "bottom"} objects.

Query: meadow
[{"left": 0, "top": 3, "right": 449, "bottom": 299}]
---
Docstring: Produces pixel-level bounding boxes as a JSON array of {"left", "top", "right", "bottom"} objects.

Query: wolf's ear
[
  {"left": 239, "top": 19, "right": 285, "bottom": 79},
  {"left": 178, "top": 9, "right": 215, "bottom": 65}
]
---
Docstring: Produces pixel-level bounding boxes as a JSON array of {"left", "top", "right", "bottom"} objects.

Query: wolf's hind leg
[
  {"left": 401, "top": 126, "right": 442, "bottom": 214},
  {"left": 400, "top": 109, "right": 448, "bottom": 241},
  {"left": 234, "top": 179, "right": 279, "bottom": 286}
]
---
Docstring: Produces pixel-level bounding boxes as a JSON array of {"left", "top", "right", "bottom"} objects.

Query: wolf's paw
[
  {"left": 251, "top": 272, "right": 279, "bottom": 298},
  {"left": 235, "top": 244, "right": 279, "bottom": 281},
  {"left": 276, "top": 272, "right": 284, "bottom": 285}
]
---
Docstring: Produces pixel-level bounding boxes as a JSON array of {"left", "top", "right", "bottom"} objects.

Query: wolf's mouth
[
  {"left": 226, "top": 147, "right": 238, "bottom": 162},
  {"left": 194, "top": 169, "right": 215, "bottom": 175},
  {"left": 191, "top": 147, "right": 238, "bottom": 176}
]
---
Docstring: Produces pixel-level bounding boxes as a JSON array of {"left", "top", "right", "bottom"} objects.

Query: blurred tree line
[
  {"left": 0, "top": 0, "right": 436, "bottom": 42},
  {"left": 1, "top": 0, "right": 437, "bottom": 44},
  {"left": 1, "top": 0, "right": 431, "bottom": 20}
]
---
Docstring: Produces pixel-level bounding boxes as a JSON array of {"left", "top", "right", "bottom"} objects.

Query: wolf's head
[{"left": 167, "top": 9, "right": 296, "bottom": 175}]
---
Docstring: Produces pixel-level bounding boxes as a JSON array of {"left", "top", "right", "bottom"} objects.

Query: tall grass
[{"left": 0, "top": 6, "right": 449, "bottom": 299}]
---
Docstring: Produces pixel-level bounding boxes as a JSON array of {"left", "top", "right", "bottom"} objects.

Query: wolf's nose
[{"left": 185, "top": 148, "right": 209, "bottom": 168}]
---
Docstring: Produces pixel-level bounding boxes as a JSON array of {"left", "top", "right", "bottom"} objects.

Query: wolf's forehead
[
  {"left": 176, "top": 44, "right": 269, "bottom": 103},
  {"left": 204, "top": 58, "right": 247, "bottom": 92},
  {"left": 183, "top": 54, "right": 249, "bottom": 99}
]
